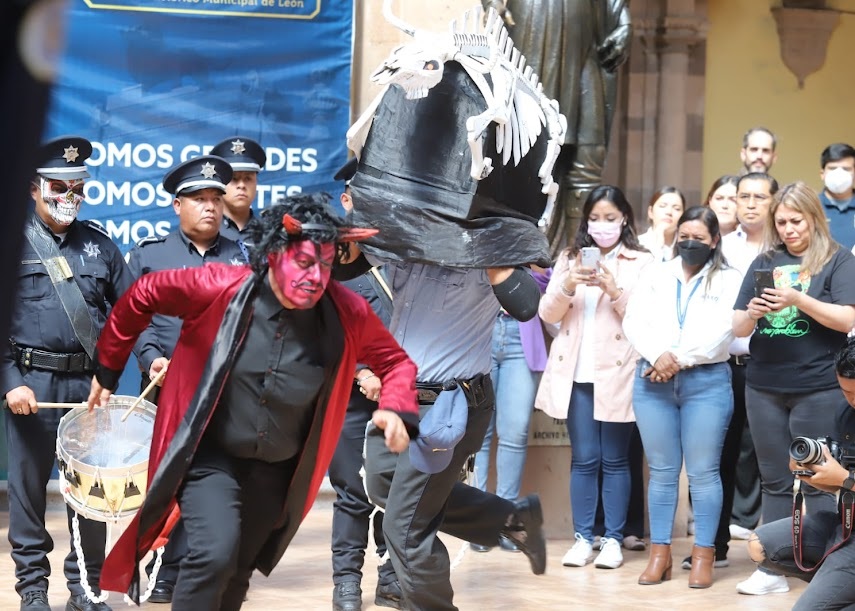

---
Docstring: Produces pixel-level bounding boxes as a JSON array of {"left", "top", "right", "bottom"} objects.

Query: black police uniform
[
  {"left": 210, "top": 136, "right": 265, "bottom": 249},
  {"left": 0, "top": 215, "right": 133, "bottom": 599},
  {"left": 329, "top": 268, "right": 398, "bottom": 594},
  {"left": 127, "top": 230, "right": 246, "bottom": 381},
  {"left": 220, "top": 214, "right": 254, "bottom": 245}
]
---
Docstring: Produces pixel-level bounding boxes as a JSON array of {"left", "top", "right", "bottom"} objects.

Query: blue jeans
[
  {"left": 565, "top": 383, "right": 634, "bottom": 542},
  {"left": 473, "top": 314, "right": 537, "bottom": 501},
  {"left": 634, "top": 361, "right": 733, "bottom": 548}
]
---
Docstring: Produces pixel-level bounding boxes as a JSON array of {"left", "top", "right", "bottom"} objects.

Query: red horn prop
[
  {"left": 338, "top": 227, "right": 379, "bottom": 242},
  {"left": 282, "top": 214, "right": 302, "bottom": 235}
]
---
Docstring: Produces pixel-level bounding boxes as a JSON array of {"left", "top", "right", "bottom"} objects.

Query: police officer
[
  {"left": 329, "top": 158, "right": 401, "bottom": 611},
  {"left": 210, "top": 136, "right": 266, "bottom": 246},
  {"left": 125, "top": 154, "right": 245, "bottom": 603},
  {"left": 1, "top": 136, "right": 133, "bottom": 611}
]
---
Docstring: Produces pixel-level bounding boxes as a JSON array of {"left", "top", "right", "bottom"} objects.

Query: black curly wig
[{"left": 246, "top": 192, "right": 352, "bottom": 274}]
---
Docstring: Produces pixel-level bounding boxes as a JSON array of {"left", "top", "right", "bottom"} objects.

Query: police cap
[
  {"left": 210, "top": 137, "right": 266, "bottom": 173},
  {"left": 35, "top": 135, "right": 92, "bottom": 180},
  {"left": 163, "top": 155, "right": 233, "bottom": 196}
]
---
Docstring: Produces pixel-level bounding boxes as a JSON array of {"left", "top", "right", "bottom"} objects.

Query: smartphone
[
  {"left": 792, "top": 470, "right": 815, "bottom": 477},
  {"left": 754, "top": 269, "right": 775, "bottom": 298},
  {"left": 581, "top": 246, "right": 600, "bottom": 270}
]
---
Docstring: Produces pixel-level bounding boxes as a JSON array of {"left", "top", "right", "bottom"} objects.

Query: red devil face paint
[{"left": 268, "top": 240, "right": 335, "bottom": 309}]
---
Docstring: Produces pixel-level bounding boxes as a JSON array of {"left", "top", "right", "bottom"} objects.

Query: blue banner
[{"left": 45, "top": 0, "right": 354, "bottom": 252}]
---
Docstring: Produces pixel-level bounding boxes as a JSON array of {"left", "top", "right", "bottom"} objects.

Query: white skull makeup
[{"left": 39, "top": 176, "right": 85, "bottom": 225}]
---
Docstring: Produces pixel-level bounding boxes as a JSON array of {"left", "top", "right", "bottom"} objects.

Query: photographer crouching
[{"left": 746, "top": 337, "right": 855, "bottom": 609}]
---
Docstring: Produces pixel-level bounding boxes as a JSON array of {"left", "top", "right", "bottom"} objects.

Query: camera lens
[{"left": 790, "top": 437, "right": 824, "bottom": 465}]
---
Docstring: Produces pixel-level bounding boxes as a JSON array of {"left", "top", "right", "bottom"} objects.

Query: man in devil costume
[{"left": 86, "top": 193, "right": 419, "bottom": 610}]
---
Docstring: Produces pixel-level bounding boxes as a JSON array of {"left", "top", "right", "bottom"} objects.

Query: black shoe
[
  {"left": 20, "top": 590, "right": 50, "bottom": 611},
  {"left": 332, "top": 581, "right": 362, "bottom": 611},
  {"left": 502, "top": 494, "right": 547, "bottom": 575},
  {"left": 65, "top": 593, "right": 113, "bottom": 611},
  {"left": 148, "top": 580, "right": 174, "bottom": 604},
  {"left": 375, "top": 580, "right": 403, "bottom": 609},
  {"left": 469, "top": 542, "right": 493, "bottom": 552},
  {"left": 681, "top": 551, "right": 729, "bottom": 570},
  {"left": 498, "top": 535, "right": 520, "bottom": 553}
]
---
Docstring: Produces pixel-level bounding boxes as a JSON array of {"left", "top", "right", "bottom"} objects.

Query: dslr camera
[{"left": 789, "top": 436, "right": 855, "bottom": 468}]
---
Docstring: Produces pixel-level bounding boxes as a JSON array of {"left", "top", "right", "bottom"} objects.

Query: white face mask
[{"left": 824, "top": 167, "right": 854, "bottom": 195}]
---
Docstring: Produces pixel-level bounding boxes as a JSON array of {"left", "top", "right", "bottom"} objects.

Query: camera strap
[{"left": 791, "top": 484, "right": 855, "bottom": 572}]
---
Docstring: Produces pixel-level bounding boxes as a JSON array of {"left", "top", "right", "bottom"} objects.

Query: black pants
[
  {"left": 364, "top": 375, "right": 515, "bottom": 611},
  {"left": 714, "top": 359, "right": 749, "bottom": 553},
  {"left": 172, "top": 444, "right": 297, "bottom": 611},
  {"left": 731, "top": 361, "right": 762, "bottom": 529},
  {"left": 328, "top": 387, "right": 395, "bottom": 586},
  {"left": 5, "top": 406, "right": 106, "bottom": 597}
]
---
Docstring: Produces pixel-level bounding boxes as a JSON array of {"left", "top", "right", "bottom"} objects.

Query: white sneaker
[
  {"left": 736, "top": 569, "right": 790, "bottom": 595},
  {"left": 562, "top": 533, "right": 594, "bottom": 567},
  {"left": 729, "top": 523, "right": 753, "bottom": 540},
  {"left": 594, "top": 537, "right": 623, "bottom": 569}
]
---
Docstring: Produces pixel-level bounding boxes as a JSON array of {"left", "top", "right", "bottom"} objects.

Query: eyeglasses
[{"left": 737, "top": 193, "right": 770, "bottom": 203}]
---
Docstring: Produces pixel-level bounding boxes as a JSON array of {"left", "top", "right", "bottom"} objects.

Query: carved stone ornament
[{"left": 772, "top": 7, "right": 840, "bottom": 89}]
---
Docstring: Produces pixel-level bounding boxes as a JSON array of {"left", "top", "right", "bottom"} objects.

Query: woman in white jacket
[{"left": 623, "top": 206, "right": 743, "bottom": 589}]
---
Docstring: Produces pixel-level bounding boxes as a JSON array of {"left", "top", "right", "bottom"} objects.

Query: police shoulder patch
[{"left": 80, "top": 219, "right": 111, "bottom": 238}]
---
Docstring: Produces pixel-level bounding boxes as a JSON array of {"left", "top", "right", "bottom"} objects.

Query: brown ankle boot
[
  {"left": 638, "top": 543, "right": 672, "bottom": 585},
  {"left": 688, "top": 545, "right": 715, "bottom": 588}
]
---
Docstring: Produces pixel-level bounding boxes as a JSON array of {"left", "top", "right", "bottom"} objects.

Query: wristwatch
[{"left": 843, "top": 470, "right": 855, "bottom": 491}]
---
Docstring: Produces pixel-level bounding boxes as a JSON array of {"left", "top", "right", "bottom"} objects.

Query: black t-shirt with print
[{"left": 735, "top": 246, "right": 855, "bottom": 392}]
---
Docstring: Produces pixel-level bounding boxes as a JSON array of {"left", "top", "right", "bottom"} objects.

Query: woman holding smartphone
[
  {"left": 732, "top": 182, "right": 855, "bottom": 596},
  {"left": 537, "top": 185, "right": 653, "bottom": 570},
  {"left": 623, "top": 206, "right": 742, "bottom": 589}
]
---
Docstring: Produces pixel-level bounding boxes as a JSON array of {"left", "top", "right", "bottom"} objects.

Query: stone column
[{"left": 608, "top": 0, "right": 708, "bottom": 214}]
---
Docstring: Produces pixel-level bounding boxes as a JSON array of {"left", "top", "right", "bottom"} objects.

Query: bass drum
[{"left": 56, "top": 396, "right": 156, "bottom": 523}]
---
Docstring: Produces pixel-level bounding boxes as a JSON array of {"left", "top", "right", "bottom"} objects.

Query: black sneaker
[
  {"left": 375, "top": 580, "right": 403, "bottom": 609},
  {"left": 332, "top": 581, "right": 362, "bottom": 611},
  {"left": 65, "top": 593, "right": 112, "bottom": 611},
  {"left": 20, "top": 590, "right": 50, "bottom": 611}
]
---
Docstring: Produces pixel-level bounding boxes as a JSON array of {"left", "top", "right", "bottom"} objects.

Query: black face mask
[{"left": 677, "top": 239, "right": 712, "bottom": 266}]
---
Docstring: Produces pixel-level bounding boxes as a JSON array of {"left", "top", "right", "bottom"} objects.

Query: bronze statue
[{"left": 483, "top": 0, "right": 631, "bottom": 254}]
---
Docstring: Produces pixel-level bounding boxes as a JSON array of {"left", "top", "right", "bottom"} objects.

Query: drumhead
[{"left": 57, "top": 396, "right": 156, "bottom": 471}]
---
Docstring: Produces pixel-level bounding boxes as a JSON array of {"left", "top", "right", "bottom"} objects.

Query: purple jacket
[{"left": 518, "top": 269, "right": 550, "bottom": 372}]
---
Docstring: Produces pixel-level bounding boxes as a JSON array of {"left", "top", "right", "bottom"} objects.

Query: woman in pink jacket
[{"left": 536, "top": 185, "right": 653, "bottom": 570}]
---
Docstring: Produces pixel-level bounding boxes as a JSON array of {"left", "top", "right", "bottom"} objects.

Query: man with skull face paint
[
  {"left": 86, "top": 194, "right": 419, "bottom": 610},
  {"left": 2, "top": 136, "right": 132, "bottom": 611}
]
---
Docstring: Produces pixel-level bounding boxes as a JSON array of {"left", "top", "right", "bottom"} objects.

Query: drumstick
[
  {"left": 121, "top": 364, "right": 168, "bottom": 422},
  {"left": 36, "top": 402, "right": 87, "bottom": 409}
]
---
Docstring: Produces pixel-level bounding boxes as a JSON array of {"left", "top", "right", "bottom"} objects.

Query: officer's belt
[
  {"left": 416, "top": 375, "right": 490, "bottom": 405},
  {"left": 13, "top": 345, "right": 94, "bottom": 373}
]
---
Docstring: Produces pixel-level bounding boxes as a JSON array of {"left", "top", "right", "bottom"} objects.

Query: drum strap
[
  {"left": 367, "top": 266, "right": 393, "bottom": 314},
  {"left": 25, "top": 219, "right": 100, "bottom": 359}
]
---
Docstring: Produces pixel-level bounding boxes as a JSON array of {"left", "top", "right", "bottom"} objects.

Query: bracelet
[
  {"left": 356, "top": 372, "right": 376, "bottom": 385},
  {"left": 610, "top": 287, "right": 624, "bottom": 302},
  {"left": 560, "top": 284, "right": 575, "bottom": 298}
]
